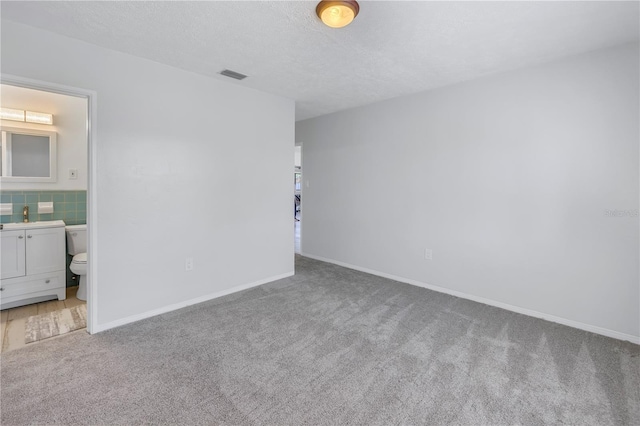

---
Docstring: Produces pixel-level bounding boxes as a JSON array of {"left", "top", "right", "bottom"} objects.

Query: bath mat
[{"left": 25, "top": 304, "right": 87, "bottom": 344}]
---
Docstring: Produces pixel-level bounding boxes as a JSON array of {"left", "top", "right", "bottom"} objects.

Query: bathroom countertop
[{"left": 0, "top": 220, "right": 66, "bottom": 231}]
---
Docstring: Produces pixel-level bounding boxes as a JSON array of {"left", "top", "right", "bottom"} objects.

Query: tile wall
[{"left": 0, "top": 190, "right": 86, "bottom": 225}]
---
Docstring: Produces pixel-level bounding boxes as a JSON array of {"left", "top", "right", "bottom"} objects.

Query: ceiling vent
[{"left": 219, "top": 69, "right": 247, "bottom": 80}]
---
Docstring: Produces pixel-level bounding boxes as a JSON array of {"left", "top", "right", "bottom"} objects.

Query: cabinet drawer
[{"left": 0, "top": 274, "right": 62, "bottom": 298}]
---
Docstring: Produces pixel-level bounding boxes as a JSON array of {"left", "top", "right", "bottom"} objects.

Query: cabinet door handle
[
  {"left": 18, "top": 235, "right": 24, "bottom": 239},
  {"left": 45, "top": 279, "right": 50, "bottom": 284},
  {"left": 0, "top": 287, "right": 4, "bottom": 291},
  {"left": 27, "top": 235, "right": 33, "bottom": 239}
]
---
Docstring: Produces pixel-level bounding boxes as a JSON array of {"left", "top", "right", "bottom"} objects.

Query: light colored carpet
[
  {"left": 1, "top": 255, "right": 639, "bottom": 425},
  {"left": 25, "top": 304, "right": 87, "bottom": 344}
]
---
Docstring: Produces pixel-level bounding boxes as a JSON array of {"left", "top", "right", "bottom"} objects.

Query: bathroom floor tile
[
  {"left": 0, "top": 310, "right": 7, "bottom": 350},
  {"left": 7, "top": 304, "right": 38, "bottom": 321},
  {"left": 64, "top": 286, "right": 85, "bottom": 308},
  {"left": 64, "top": 297, "right": 85, "bottom": 309},
  {"left": 2, "top": 317, "right": 27, "bottom": 352},
  {"left": 37, "top": 300, "right": 66, "bottom": 314}
]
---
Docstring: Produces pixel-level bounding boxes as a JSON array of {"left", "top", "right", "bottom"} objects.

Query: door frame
[{"left": 1, "top": 74, "right": 99, "bottom": 333}]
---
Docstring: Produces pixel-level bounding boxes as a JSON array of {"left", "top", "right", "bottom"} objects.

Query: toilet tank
[{"left": 65, "top": 224, "right": 87, "bottom": 255}]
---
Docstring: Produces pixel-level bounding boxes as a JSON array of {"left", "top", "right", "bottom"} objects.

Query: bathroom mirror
[{"left": 0, "top": 126, "right": 57, "bottom": 182}]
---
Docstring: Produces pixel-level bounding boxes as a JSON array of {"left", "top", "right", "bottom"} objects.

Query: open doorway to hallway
[{"left": 294, "top": 144, "right": 302, "bottom": 254}]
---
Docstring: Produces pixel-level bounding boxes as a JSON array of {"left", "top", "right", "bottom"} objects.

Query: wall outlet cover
[{"left": 185, "top": 258, "right": 194, "bottom": 271}]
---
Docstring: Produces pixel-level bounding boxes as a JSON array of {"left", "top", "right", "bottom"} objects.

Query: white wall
[
  {"left": 2, "top": 20, "right": 294, "bottom": 328},
  {"left": 1, "top": 84, "right": 88, "bottom": 190},
  {"left": 297, "top": 43, "right": 640, "bottom": 341}
]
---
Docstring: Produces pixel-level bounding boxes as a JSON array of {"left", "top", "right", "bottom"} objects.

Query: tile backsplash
[{"left": 0, "top": 190, "right": 87, "bottom": 225}]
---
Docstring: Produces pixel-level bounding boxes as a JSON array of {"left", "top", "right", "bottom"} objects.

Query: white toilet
[{"left": 65, "top": 224, "right": 87, "bottom": 301}]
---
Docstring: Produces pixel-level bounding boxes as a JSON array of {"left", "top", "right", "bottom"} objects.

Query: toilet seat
[{"left": 70, "top": 252, "right": 87, "bottom": 276}]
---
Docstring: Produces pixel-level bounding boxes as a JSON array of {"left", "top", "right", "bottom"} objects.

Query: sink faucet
[{"left": 23, "top": 205, "right": 29, "bottom": 223}]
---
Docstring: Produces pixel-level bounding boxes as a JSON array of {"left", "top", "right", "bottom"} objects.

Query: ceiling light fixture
[{"left": 316, "top": 1, "right": 359, "bottom": 28}]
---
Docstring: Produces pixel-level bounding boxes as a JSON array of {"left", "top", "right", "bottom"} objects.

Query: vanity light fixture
[
  {"left": 25, "top": 111, "right": 54, "bottom": 125},
  {"left": 0, "top": 107, "right": 25, "bottom": 122},
  {"left": 316, "top": 1, "right": 359, "bottom": 28},
  {"left": 0, "top": 107, "right": 53, "bottom": 125}
]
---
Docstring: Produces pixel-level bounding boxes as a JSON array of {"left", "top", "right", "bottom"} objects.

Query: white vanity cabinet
[{"left": 0, "top": 220, "right": 66, "bottom": 309}]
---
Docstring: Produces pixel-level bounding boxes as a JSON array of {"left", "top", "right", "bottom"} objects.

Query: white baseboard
[
  {"left": 301, "top": 252, "right": 640, "bottom": 345},
  {"left": 92, "top": 271, "right": 294, "bottom": 333}
]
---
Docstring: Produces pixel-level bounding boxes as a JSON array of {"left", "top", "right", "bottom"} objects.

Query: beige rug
[{"left": 25, "top": 304, "right": 87, "bottom": 344}]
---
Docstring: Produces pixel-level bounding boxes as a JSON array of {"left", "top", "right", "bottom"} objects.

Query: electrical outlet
[
  {"left": 424, "top": 248, "right": 432, "bottom": 261},
  {"left": 69, "top": 169, "right": 78, "bottom": 180},
  {"left": 185, "top": 257, "right": 194, "bottom": 271}
]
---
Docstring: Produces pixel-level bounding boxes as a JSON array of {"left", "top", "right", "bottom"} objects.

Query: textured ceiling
[{"left": 2, "top": 1, "right": 639, "bottom": 121}]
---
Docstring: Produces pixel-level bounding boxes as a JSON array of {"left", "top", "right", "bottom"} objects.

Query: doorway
[
  {"left": 0, "top": 75, "right": 97, "bottom": 342},
  {"left": 294, "top": 144, "right": 302, "bottom": 254}
]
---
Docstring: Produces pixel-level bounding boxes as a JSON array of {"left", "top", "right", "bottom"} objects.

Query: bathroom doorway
[
  {"left": 0, "top": 75, "right": 97, "bottom": 348},
  {"left": 294, "top": 144, "right": 302, "bottom": 254}
]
